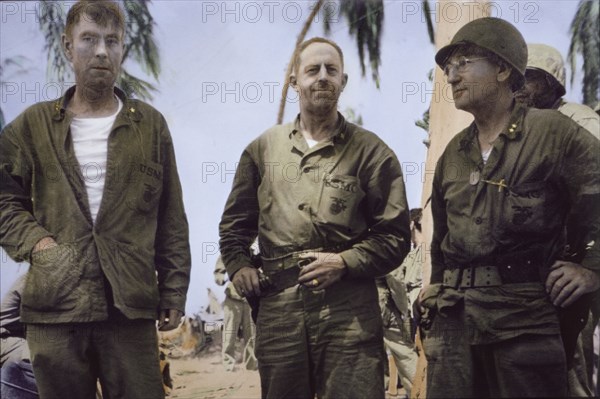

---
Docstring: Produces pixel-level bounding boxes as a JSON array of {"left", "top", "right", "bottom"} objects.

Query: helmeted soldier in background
[
  {"left": 515, "top": 43, "right": 599, "bottom": 139},
  {"left": 517, "top": 42, "right": 600, "bottom": 397}
]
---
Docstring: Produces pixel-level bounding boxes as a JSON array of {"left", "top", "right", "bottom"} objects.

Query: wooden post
[{"left": 412, "top": 2, "right": 490, "bottom": 397}]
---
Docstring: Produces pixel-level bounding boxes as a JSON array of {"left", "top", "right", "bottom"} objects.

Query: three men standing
[
  {"left": 219, "top": 37, "right": 411, "bottom": 398},
  {"left": 0, "top": 2, "right": 191, "bottom": 398}
]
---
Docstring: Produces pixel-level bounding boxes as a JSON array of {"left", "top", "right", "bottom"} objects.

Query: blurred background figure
[
  {"left": 1, "top": 275, "right": 38, "bottom": 399},
  {"left": 515, "top": 43, "right": 599, "bottom": 139},
  {"left": 214, "top": 255, "right": 256, "bottom": 372},
  {"left": 376, "top": 208, "right": 423, "bottom": 397}
]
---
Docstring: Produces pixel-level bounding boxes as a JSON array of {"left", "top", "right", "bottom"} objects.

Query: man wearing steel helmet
[
  {"left": 420, "top": 17, "right": 600, "bottom": 397},
  {"left": 515, "top": 43, "right": 599, "bottom": 139}
]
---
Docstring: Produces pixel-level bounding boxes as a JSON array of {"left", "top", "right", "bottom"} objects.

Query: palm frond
[
  {"left": 568, "top": 0, "right": 599, "bottom": 106},
  {"left": 122, "top": 0, "right": 160, "bottom": 79},
  {"left": 422, "top": 0, "right": 435, "bottom": 44},
  {"left": 39, "top": 1, "right": 71, "bottom": 83},
  {"left": 338, "top": 0, "right": 384, "bottom": 87},
  {"left": 118, "top": 69, "right": 158, "bottom": 100}
]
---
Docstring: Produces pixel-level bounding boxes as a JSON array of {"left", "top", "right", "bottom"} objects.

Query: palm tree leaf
[
  {"left": 118, "top": 69, "right": 158, "bottom": 100},
  {"left": 422, "top": 0, "right": 435, "bottom": 44},
  {"left": 338, "top": 0, "right": 384, "bottom": 86},
  {"left": 568, "top": 0, "right": 599, "bottom": 106}
]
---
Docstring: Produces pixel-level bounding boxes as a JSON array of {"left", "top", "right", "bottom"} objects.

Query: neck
[
  {"left": 299, "top": 106, "right": 339, "bottom": 142},
  {"left": 69, "top": 85, "right": 118, "bottom": 118},
  {"left": 473, "top": 93, "right": 514, "bottom": 149}
]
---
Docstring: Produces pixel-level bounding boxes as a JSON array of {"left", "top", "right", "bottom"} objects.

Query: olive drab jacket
[
  {"left": 219, "top": 114, "right": 411, "bottom": 279},
  {"left": 0, "top": 86, "right": 191, "bottom": 324}
]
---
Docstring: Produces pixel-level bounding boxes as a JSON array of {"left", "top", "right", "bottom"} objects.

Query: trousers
[
  {"left": 255, "top": 279, "right": 385, "bottom": 399},
  {"left": 26, "top": 312, "right": 163, "bottom": 399},
  {"left": 423, "top": 302, "right": 567, "bottom": 398}
]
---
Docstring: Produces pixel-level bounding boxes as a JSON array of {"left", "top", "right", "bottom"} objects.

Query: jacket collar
[
  {"left": 52, "top": 86, "right": 142, "bottom": 123},
  {"left": 458, "top": 102, "right": 527, "bottom": 152}
]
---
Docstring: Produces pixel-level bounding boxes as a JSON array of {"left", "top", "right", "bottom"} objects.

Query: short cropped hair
[
  {"left": 65, "top": 1, "right": 126, "bottom": 39},
  {"left": 293, "top": 37, "right": 344, "bottom": 74}
]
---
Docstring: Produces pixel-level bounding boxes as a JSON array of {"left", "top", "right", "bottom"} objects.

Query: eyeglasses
[{"left": 443, "top": 56, "right": 488, "bottom": 76}]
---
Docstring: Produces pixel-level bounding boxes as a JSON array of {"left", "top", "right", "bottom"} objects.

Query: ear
[
  {"left": 341, "top": 73, "right": 348, "bottom": 90},
  {"left": 62, "top": 33, "right": 73, "bottom": 61},
  {"left": 289, "top": 74, "right": 298, "bottom": 92},
  {"left": 496, "top": 63, "right": 512, "bottom": 84}
]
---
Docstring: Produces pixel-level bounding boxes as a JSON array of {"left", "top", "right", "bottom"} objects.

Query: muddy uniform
[
  {"left": 0, "top": 87, "right": 191, "bottom": 399},
  {"left": 424, "top": 104, "right": 600, "bottom": 398},
  {"left": 220, "top": 114, "right": 410, "bottom": 399}
]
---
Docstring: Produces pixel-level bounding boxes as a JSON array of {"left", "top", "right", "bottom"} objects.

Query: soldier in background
[
  {"left": 214, "top": 255, "right": 256, "bottom": 372},
  {"left": 515, "top": 43, "right": 599, "bottom": 139},
  {"left": 376, "top": 208, "right": 423, "bottom": 397}
]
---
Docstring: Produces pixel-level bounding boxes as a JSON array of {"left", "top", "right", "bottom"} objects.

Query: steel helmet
[
  {"left": 526, "top": 43, "right": 566, "bottom": 97},
  {"left": 435, "top": 17, "right": 527, "bottom": 86}
]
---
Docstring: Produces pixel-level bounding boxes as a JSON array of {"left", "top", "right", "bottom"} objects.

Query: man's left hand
[
  {"left": 297, "top": 252, "right": 347, "bottom": 290},
  {"left": 545, "top": 261, "right": 600, "bottom": 308},
  {"left": 158, "top": 309, "right": 184, "bottom": 331}
]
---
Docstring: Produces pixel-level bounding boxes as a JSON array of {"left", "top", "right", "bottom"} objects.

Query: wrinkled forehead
[{"left": 298, "top": 42, "right": 343, "bottom": 66}]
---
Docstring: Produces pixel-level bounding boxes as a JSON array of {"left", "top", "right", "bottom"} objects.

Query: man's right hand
[
  {"left": 232, "top": 266, "right": 261, "bottom": 297},
  {"left": 32, "top": 237, "right": 58, "bottom": 254}
]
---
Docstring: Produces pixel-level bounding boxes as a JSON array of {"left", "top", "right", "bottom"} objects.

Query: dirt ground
[
  {"left": 166, "top": 344, "right": 407, "bottom": 399},
  {"left": 168, "top": 353, "right": 261, "bottom": 399}
]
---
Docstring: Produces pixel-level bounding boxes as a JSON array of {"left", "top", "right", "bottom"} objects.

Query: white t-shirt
[
  {"left": 482, "top": 146, "right": 493, "bottom": 164},
  {"left": 70, "top": 98, "right": 122, "bottom": 222},
  {"left": 305, "top": 138, "right": 319, "bottom": 148}
]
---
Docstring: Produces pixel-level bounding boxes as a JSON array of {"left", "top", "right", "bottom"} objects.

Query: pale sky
[{"left": 0, "top": 0, "right": 586, "bottom": 312}]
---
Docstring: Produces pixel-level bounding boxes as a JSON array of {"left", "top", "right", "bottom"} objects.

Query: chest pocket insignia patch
[{"left": 329, "top": 197, "right": 347, "bottom": 215}]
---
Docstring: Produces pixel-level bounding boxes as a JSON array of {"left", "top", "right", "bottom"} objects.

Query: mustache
[{"left": 311, "top": 82, "right": 336, "bottom": 92}]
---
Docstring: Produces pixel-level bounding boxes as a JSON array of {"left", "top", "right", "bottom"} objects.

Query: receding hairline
[{"left": 293, "top": 38, "right": 345, "bottom": 74}]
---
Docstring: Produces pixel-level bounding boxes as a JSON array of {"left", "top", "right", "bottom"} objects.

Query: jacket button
[
  {"left": 298, "top": 204, "right": 305, "bottom": 210},
  {"left": 475, "top": 217, "right": 483, "bottom": 224}
]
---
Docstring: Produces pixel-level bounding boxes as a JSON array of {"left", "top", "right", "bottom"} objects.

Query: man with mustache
[
  {"left": 219, "top": 37, "right": 411, "bottom": 398},
  {"left": 420, "top": 18, "right": 600, "bottom": 397},
  {"left": 0, "top": 2, "right": 190, "bottom": 398}
]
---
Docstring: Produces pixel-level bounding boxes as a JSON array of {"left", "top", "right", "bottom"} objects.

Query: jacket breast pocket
[
  {"left": 127, "top": 161, "right": 163, "bottom": 213},
  {"left": 22, "top": 244, "right": 82, "bottom": 311},
  {"left": 316, "top": 174, "right": 365, "bottom": 229},
  {"left": 498, "top": 181, "right": 554, "bottom": 234}
]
